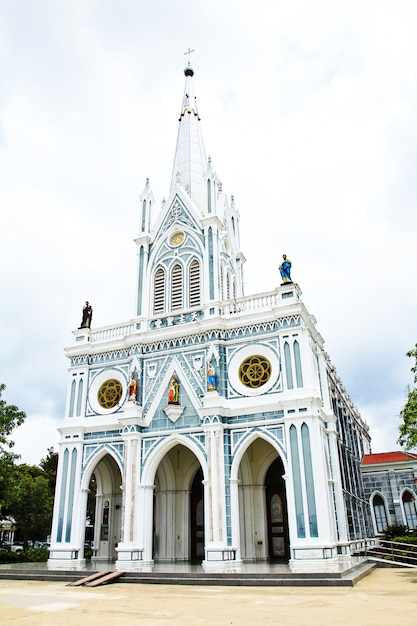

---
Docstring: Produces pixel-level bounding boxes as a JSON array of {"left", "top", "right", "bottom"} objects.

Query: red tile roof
[{"left": 362, "top": 451, "right": 417, "bottom": 465}]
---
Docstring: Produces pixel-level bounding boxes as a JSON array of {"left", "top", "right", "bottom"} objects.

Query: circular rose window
[
  {"left": 239, "top": 355, "right": 272, "bottom": 389},
  {"left": 97, "top": 379, "right": 123, "bottom": 409}
]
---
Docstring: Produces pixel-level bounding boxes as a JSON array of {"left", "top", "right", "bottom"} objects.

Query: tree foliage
[
  {"left": 0, "top": 384, "right": 26, "bottom": 510},
  {"left": 0, "top": 383, "right": 26, "bottom": 453},
  {"left": 8, "top": 467, "right": 53, "bottom": 547},
  {"left": 398, "top": 345, "right": 417, "bottom": 450}
]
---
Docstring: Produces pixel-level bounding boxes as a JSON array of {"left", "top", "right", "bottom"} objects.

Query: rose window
[
  {"left": 239, "top": 355, "right": 272, "bottom": 389},
  {"left": 97, "top": 379, "right": 123, "bottom": 409}
]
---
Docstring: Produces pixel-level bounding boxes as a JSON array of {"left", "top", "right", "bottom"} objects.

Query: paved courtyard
[{"left": 0, "top": 567, "right": 416, "bottom": 625}]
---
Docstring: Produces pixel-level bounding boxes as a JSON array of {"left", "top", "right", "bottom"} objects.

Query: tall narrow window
[
  {"left": 226, "top": 273, "right": 231, "bottom": 300},
  {"left": 402, "top": 491, "right": 417, "bottom": 528},
  {"left": 171, "top": 263, "right": 183, "bottom": 310},
  {"left": 189, "top": 259, "right": 201, "bottom": 307},
  {"left": 153, "top": 268, "right": 165, "bottom": 314},
  {"left": 373, "top": 494, "right": 388, "bottom": 533}
]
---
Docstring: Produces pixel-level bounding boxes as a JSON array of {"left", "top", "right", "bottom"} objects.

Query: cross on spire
[{"left": 184, "top": 47, "right": 195, "bottom": 65}]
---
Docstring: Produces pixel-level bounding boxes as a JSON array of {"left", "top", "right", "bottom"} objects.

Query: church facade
[{"left": 48, "top": 64, "right": 373, "bottom": 570}]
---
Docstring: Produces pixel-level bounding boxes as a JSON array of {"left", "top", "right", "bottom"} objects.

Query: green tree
[
  {"left": 0, "top": 384, "right": 26, "bottom": 511},
  {"left": 8, "top": 467, "right": 53, "bottom": 548},
  {"left": 39, "top": 447, "right": 58, "bottom": 495},
  {"left": 398, "top": 345, "right": 417, "bottom": 450}
]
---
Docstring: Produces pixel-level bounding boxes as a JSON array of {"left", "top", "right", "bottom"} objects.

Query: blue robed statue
[{"left": 279, "top": 254, "right": 292, "bottom": 284}]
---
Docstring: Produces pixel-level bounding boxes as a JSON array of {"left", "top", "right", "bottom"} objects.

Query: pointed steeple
[{"left": 170, "top": 64, "right": 208, "bottom": 211}]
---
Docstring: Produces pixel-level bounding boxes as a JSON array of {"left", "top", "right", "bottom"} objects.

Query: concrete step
[{"left": 0, "top": 561, "right": 376, "bottom": 587}]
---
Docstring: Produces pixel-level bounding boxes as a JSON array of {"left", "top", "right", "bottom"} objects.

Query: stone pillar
[
  {"left": 115, "top": 425, "right": 144, "bottom": 569},
  {"left": 202, "top": 416, "right": 237, "bottom": 569}
]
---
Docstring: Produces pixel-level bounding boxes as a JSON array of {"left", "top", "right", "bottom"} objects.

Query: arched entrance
[
  {"left": 237, "top": 438, "right": 289, "bottom": 562},
  {"left": 87, "top": 454, "right": 122, "bottom": 561},
  {"left": 153, "top": 444, "right": 204, "bottom": 562}
]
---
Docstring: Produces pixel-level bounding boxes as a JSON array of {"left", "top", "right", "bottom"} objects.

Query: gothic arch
[
  {"left": 230, "top": 430, "right": 287, "bottom": 481},
  {"left": 141, "top": 433, "right": 207, "bottom": 486},
  {"left": 81, "top": 447, "right": 123, "bottom": 491},
  {"left": 400, "top": 488, "right": 417, "bottom": 528},
  {"left": 369, "top": 490, "right": 389, "bottom": 534}
]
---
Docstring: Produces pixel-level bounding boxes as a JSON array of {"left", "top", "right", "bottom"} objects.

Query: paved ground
[{"left": 0, "top": 568, "right": 416, "bottom": 625}]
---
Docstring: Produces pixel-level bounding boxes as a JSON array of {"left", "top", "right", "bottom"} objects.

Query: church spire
[{"left": 170, "top": 63, "right": 208, "bottom": 211}]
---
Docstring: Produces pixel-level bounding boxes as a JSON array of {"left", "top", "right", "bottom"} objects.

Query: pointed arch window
[
  {"left": 402, "top": 491, "right": 417, "bottom": 529},
  {"left": 153, "top": 268, "right": 166, "bottom": 314},
  {"left": 189, "top": 259, "right": 201, "bottom": 307},
  {"left": 171, "top": 263, "right": 183, "bottom": 310},
  {"left": 372, "top": 493, "right": 388, "bottom": 533}
]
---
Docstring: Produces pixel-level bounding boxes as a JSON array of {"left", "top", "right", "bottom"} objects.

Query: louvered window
[
  {"left": 226, "top": 273, "right": 231, "bottom": 300},
  {"left": 153, "top": 268, "right": 165, "bottom": 314},
  {"left": 189, "top": 260, "right": 201, "bottom": 307},
  {"left": 171, "top": 264, "right": 183, "bottom": 310}
]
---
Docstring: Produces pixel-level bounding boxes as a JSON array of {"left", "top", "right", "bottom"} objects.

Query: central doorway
[
  {"left": 154, "top": 444, "right": 204, "bottom": 562},
  {"left": 265, "top": 457, "right": 289, "bottom": 560},
  {"left": 190, "top": 467, "right": 204, "bottom": 561}
]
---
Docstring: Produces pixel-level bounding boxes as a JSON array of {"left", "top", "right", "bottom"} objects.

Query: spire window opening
[
  {"left": 171, "top": 263, "right": 183, "bottom": 310},
  {"left": 189, "top": 259, "right": 201, "bottom": 307},
  {"left": 153, "top": 268, "right": 166, "bottom": 314}
]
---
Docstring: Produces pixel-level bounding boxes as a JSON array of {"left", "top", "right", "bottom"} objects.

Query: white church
[{"left": 48, "top": 63, "right": 373, "bottom": 570}]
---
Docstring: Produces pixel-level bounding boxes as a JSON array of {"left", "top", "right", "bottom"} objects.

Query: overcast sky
[{"left": 1, "top": 0, "right": 416, "bottom": 465}]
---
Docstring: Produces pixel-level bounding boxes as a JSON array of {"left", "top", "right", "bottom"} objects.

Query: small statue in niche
[
  {"left": 128, "top": 373, "right": 138, "bottom": 401},
  {"left": 207, "top": 362, "right": 217, "bottom": 391},
  {"left": 79, "top": 301, "right": 93, "bottom": 329},
  {"left": 168, "top": 376, "right": 179, "bottom": 404},
  {"left": 279, "top": 255, "right": 293, "bottom": 285}
]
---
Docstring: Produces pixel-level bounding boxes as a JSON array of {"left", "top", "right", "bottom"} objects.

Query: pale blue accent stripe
[
  {"left": 69, "top": 380, "right": 76, "bottom": 417},
  {"left": 56, "top": 449, "right": 69, "bottom": 542},
  {"left": 137, "top": 246, "right": 144, "bottom": 316},
  {"left": 293, "top": 340, "right": 303, "bottom": 388},
  {"left": 208, "top": 228, "right": 214, "bottom": 299},
  {"left": 290, "top": 425, "right": 305, "bottom": 538},
  {"left": 284, "top": 342, "right": 294, "bottom": 389},
  {"left": 76, "top": 378, "right": 83, "bottom": 417},
  {"left": 65, "top": 448, "right": 77, "bottom": 542},
  {"left": 301, "top": 423, "right": 318, "bottom": 537}
]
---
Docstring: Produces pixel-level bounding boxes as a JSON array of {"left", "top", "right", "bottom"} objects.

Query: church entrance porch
[
  {"left": 237, "top": 438, "right": 290, "bottom": 563},
  {"left": 89, "top": 454, "right": 122, "bottom": 562},
  {"left": 153, "top": 444, "right": 203, "bottom": 563}
]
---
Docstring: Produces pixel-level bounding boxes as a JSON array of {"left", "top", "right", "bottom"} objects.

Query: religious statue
[
  {"left": 79, "top": 301, "right": 93, "bottom": 329},
  {"left": 279, "top": 255, "right": 292, "bottom": 284},
  {"left": 207, "top": 362, "right": 217, "bottom": 391},
  {"left": 168, "top": 376, "right": 179, "bottom": 404},
  {"left": 128, "top": 373, "right": 138, "bottom": 401}
]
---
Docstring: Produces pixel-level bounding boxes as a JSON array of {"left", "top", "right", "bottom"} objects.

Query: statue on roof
[
  {"left": 279, "top": 255, "right": 293, "bottom": 285},
  {"left": 79, "top": 301, "right": 93, "bottom": 329}
]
